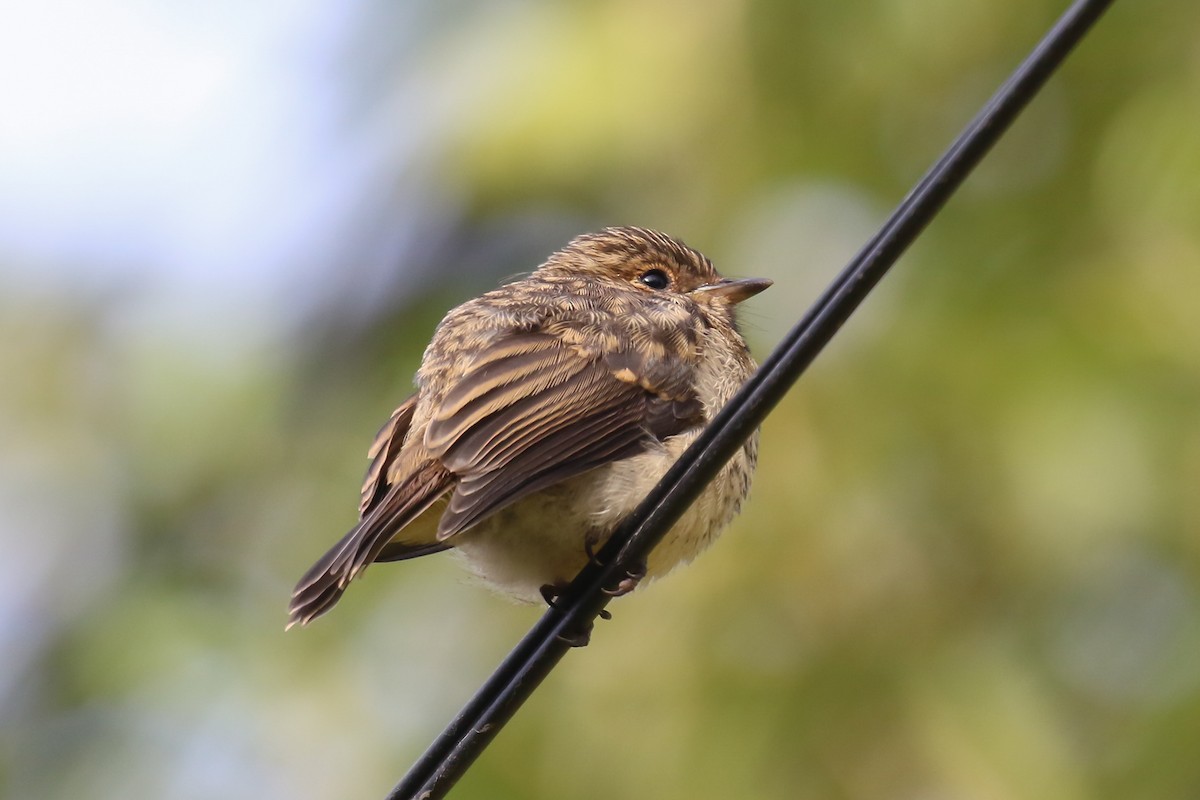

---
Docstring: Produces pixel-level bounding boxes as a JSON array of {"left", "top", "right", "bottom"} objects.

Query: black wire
[{"left": 385, "top": 1, "right": 1115, "bottom": 796}]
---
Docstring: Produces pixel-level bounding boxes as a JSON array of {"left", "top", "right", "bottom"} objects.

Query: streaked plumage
[{"left": 288, "top": 227, "right": 769, "bottom": 628}]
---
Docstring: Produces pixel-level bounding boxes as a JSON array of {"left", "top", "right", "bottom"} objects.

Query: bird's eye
[{"left": 638, "top": 269, "right": 671, "bottom": 290}]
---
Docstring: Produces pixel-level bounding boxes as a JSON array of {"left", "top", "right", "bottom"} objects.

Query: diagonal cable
[{"left": 385, "top": 1, "right": 1115, "bottom": 797}]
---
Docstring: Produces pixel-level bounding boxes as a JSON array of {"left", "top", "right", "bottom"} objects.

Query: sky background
[{"left": 3, "top": 1, "right": 1199, "bottom": 799}]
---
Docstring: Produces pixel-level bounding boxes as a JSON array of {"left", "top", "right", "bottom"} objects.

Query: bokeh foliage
[{"left": 2, "top": 1, "right": 1199, "bottom": 799}]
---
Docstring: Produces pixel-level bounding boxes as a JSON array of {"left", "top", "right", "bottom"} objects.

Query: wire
[{"left": 385, "top": 1, "right": 1115, "bottom": 796}]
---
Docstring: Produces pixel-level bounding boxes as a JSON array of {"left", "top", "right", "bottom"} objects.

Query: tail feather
[{"left": 288, "top": 460, "right": 453, "bottom": 627}]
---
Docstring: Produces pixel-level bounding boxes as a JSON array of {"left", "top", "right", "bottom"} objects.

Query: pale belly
[{"left": 451, "top": 431, "right": 757, "bottom": 603}]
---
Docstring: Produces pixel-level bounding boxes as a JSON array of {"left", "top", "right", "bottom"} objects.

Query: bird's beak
[{"left": 693, "top": 277, "right": 773, "bottom": 304}]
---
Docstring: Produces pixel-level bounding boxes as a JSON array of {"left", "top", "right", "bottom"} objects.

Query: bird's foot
[
  {"left": 584, "top": 534, "right": 605, "bottom": 567},
  {"left": 541, "top": 582, "right": 614, "bottom": 647},
  {"left": 584, "top": 535, "right": 646, "bottom": 597},
  {"left": 541, "top": 581, "right": 613, "bottom": 619},
  {"left": 556, "top": 620, "right": 593, "bottom": 647},
  {"left": 602, "top": 558, "right": 647, "bottom": 597},
  {"left": 539, "top": 582, "right": 564, "bottom": 608}
]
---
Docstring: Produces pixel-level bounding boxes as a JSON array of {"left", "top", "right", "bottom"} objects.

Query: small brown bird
[{"left": 288, "top": 227, "right": 770, "bottom": 628}]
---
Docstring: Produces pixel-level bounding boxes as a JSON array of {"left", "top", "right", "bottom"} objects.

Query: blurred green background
[{"left": 3, "top": 1, "right": 1199, "bottom": 798}]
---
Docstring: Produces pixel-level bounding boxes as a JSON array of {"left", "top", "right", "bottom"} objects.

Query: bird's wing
[
  {"left": 359, "top": 394, "right": 417, "bottom": 516},
  {"left": 288, "top": 329, "right": 703, "bottom": 627},
  {"left": 425, "top": 331, "right": 704, "bottom": 539}
]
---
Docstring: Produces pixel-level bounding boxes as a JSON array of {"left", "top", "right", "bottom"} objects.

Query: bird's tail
[{"left": 287, "top": 461, "right": 452, "bottom": 628}]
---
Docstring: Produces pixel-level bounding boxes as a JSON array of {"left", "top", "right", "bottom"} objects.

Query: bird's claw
[
  {"left": 542, "top": 581, "right": 614, "bottom": 647},
  {"left": 584, "top": 535, "right": 605, "bottom": 567},
  {"left": 556, "top": 622, "right": 592, "bottom": 647},
  {"left": 540, "top": 583, "right": 564, "bottom": 608},
  {"left": 602, "top": 558, "right": 647, "bottom": 597}
]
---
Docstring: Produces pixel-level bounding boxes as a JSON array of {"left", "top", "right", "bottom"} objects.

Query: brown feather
[
  {"left": 423, "top": 331, "right": 705, "bottom": 541},
  {"left": 359, "top": 395, "right": 417, "bottom": 517},
  {"left": 374, "top": 540, "right": 451, "bottom": 563},
  {"left": 288, "top": 459, "right": 452, "bottom": 627}
]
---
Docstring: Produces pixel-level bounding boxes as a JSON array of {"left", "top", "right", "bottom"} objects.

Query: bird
[{"left": 287, "top": 226, "right": 770, "bottom": 631}]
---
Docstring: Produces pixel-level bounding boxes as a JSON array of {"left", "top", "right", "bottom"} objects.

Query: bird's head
[{"left": 539, "top": 226, "right": 771, "bottom": 325}]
